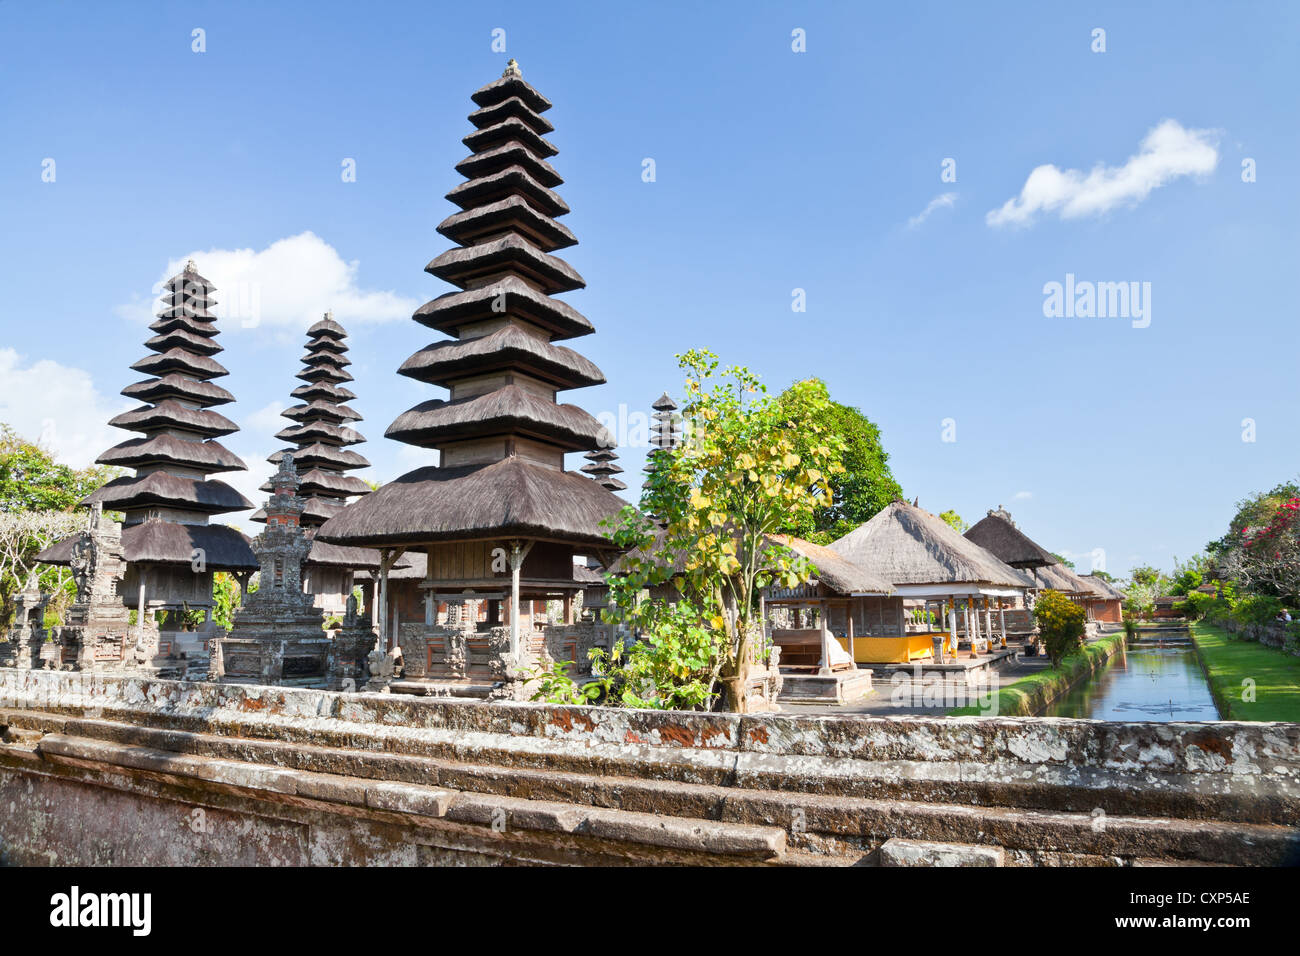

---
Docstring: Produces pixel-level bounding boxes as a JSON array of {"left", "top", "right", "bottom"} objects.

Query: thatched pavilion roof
[
  {"left": 1079, "top": 573, "right": 1127, "bottom": 600},
  {"left": 1031, "top": 561, "right": 1097, "bottom": 595},
  {"left": 606, "top": 529, "right": 894, "bottom": 597},
  {"left": 964, "top": 507, "right": 1058, "bottom": 570},
  {"left": 38, "top": 521, "right": 255, "bottom": 572},
  {"left": 829, "top": 501, "right": 1031, "bottom": 590},
  {"left": 316, "top": 458, "right": 626, "bottom": 548}
]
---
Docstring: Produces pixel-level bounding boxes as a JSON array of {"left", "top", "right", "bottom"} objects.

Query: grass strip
[
  {"left": 1189, "top": 623, "right": 1300, "bottom": 722},
  {"left": 948, "top": 632, "right": 1127, "bottom": 717}
]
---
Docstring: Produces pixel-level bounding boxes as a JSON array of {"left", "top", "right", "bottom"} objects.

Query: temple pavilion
[
  {"left": 965, "top": 506, "right": 1120, "bottom": 627},
  {"left": 830, "top": 501, "right": 1031, "bottom": 661},
  {"left": 38, "top": 261, "right": 258, "bottom": 664},
  {"left": 316, "top": 61, "right": 627, "bottom": 691},
  {"left": 254, "top": 311, "right": 391, "bottom": 614}
]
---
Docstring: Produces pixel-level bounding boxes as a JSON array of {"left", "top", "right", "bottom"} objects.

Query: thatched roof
[
  {"left": 456, "top": 142, "right": 563, "bottom": 187},
  {"left": 964, "top": 508, "right": 1058, "bottom": 570},
  {"left": 98, "top": 434, "right": 246, "bottom": 473},
  {"left": 84, "top": 473, "right": 251, "bottom": 513},
  {"left": 413, "top": 274, "right": 592, "bottom": 341},
  {"left": 768, "top": 535, "right": 895, "bottom": 595},
  {"left": 1030, "top": 561, "right": 1096, "bottom": 595},
  {"left": 121, "top": 374, "right": 235, "bottom": 408},
  {"left": 437, "top": 196, "right": 577, "bottom": 255},
  {"left": 398, "top": 325, "right": 604, "bottom": 390},
  {"left": 385, "top": 386, "right": 611, "bottom": 452},
  {"left": 607, "top": 530, "right": 894, "bottom": 597},
  {"left": 829, "top": 501, "right": 1031, "bottom": 589},
  {"left": 38, "top": 521, "right": 257, "bottom": 571},
  {"left": 109, "top": 400, "right": 239, "bottom": 438},
  {"left": 305, "top": 537, "right": 404, "bottom": 571},
  {"left": 315, "top": 458, "right": 628, "bottom": 548},
  {"left": 1079, "top": 573, "right": 1126, "bottom": 600}
]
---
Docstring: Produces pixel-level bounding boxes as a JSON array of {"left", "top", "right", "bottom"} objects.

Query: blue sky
[{"left": 1, "top": 1, "right": 1296, "bottom": 577}]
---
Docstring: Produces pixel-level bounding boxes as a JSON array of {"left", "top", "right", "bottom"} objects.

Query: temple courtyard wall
[{"left": 0, "top": 667, "right": 1297, "bottom": 866}]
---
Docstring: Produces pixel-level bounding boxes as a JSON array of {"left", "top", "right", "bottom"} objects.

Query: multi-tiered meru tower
[
  {"left": 38, "top": 261, "right": 258, "bottom": 670},
  {"left": 317, "top": 61, "right": 626, "bottom": 691},
  {"left": 255, "top": 312, "right": 381, "bottom": 613}
]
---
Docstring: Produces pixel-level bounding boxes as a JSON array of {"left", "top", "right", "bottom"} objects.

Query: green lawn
[{"left": 1190, "top": 623, "right": 1300, "bottom": 722}]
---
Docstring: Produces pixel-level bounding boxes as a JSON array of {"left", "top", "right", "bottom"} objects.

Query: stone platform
[
  {"left": 862, "top": 647, "right": 1019, "bottom": 681},
  {"left": 1, "top": 667, "right": 1297, "bottom": 866},
  {"left": 778, "top": 668, "right": 873, "bottom": 705}
]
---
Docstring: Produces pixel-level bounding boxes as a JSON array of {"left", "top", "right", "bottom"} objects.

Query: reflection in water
[{"left": 1045, "top": 643, "right": 1220, "bottom": 721}]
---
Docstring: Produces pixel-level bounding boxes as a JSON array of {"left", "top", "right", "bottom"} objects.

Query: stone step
[
  {"left": 26, "top": 732, "right": 787, "bottom": 865},
  {"left": 11, "top": 713, "right": 1297, "bottom": 866},
  {"left": 390, "top": 679, "right": 499, "bottom": 699}
]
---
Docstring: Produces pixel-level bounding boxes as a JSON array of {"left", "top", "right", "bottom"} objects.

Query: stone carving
[
  {"left": 57, "top": 504, "right": 131, "bottom": 672},
  {"left": 212, "top": 457, "right": 329, "bottom": 686},
  {"left": 0, "top": 573, "right": 48, "bottom": 670}
]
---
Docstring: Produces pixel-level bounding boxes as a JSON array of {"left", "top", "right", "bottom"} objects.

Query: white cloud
[
  {"left": 1013, "top": 490, "right": 1032, "bottom": 500},
  {"left": 113, "top": 231, "right": 420, "bottom": 331},
  {"left": 907, "top": 192, "right": 958, "bottom": 228},
  {"left": 986, "top": 119, "right": 1220, "bottom": 228},
  {"left": 0, "top": 348, "right": 129, "bottom": 469},
  {"left": 242, "top": 401, "right": 288, "bottom": 444}
]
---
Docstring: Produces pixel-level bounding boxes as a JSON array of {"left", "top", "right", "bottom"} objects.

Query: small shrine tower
[{"left": 214, "top": 456, "right": 329, "bottom": 686}]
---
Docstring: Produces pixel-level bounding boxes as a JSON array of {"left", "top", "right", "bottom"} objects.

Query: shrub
[
  {"left": 1232, "top": 594, "right": 1284, "bottom": 629},
  {"left": 1178, "top": 591, "right": 1218, "bottom": 622},
  {"left": 1033, "top": 589, "right": 1088, "bottom": 666}
]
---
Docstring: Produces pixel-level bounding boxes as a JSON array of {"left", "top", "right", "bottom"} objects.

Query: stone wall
[{"left": 0, "top": 667, "right": 1297, "bottom": 866}]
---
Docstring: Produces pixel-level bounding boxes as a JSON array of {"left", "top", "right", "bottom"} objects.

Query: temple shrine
[{"left": 36, "top": 261, "right": 258, "bottom": 674}]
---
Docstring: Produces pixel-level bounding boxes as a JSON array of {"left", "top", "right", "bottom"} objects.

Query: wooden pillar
[
  {"left": 423, "top": 546, "right": 435, "bottom": 627},
  {"left": 507, "top": 540, "right": 533, "bottom": 661},
  {"left": 376, "top": 548, "right": 393, "bottom": 653},
  {"left": 998, "top": 601, "right": 1008, "bottom": 647},
  {"left": 137, "top": 570, "right": 147, "bottom": 631},
  {"left": 947, "top": 602, "right": 957, "bottom": 662}
]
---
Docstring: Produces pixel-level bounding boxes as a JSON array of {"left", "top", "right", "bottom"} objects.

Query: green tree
[
  {"left": 775, "top": 381, "right": 901, "bottom": 543},
  {"left": 211, "top": 572, "right": 243, "bottom": 630},
  {"left": 1129, "top": 565, "right": 1165, "bottom": 588},
  {"left": 603, "top": 350, "right": 844, "bottom": 713},
  {"left": 0, "top": 425, "right": 119, "bottom": 625},
  {"left": 1049, "top": 552, "right": 1075, "bottom": 570},
  {"left": 0, "top": 426, "right": 116, "bottom": 512},
  {"left": 939, "top": 510, "right": 968, "bottom": 534}
]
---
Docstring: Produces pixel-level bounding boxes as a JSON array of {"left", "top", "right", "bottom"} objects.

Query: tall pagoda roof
[
  {"left": 41, "top": 261, "right": 257, "bottom": 571},
  {"left": 317, "top": 62, "right": 625, "bottom": 553},
  {"left": 255, "top": 313, "right": 376, "bottom": 556}
]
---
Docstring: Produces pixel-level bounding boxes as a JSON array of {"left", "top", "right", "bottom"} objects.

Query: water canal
[{"left": 1044, "top": 635, "right": 1221, "bottom": 721}]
